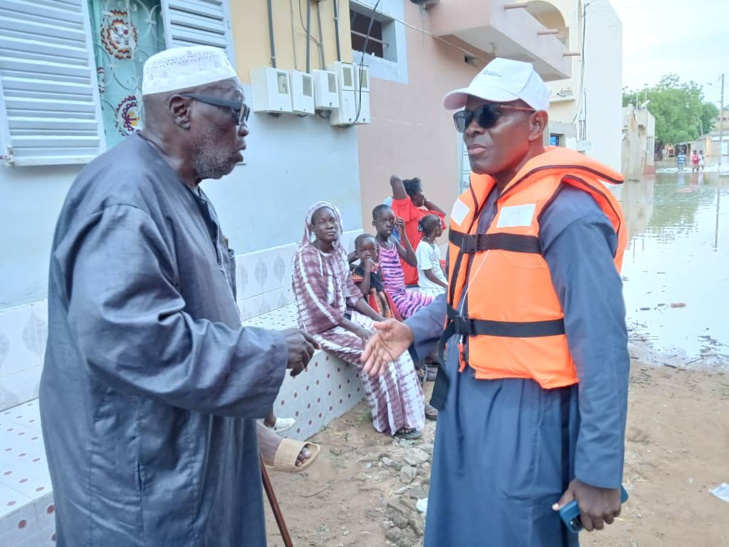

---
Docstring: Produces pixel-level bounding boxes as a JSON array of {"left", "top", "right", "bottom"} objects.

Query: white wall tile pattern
[{"left": 0, "top": 234, "right": 368, "bottom": 541}]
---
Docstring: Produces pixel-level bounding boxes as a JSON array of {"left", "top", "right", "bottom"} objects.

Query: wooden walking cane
[{"left": 261, "top": 456, "right": 294, "bottom": 547}]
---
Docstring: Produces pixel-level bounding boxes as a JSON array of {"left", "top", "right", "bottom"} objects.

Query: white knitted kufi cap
[{"left": 142, "top": 46, "right": 239, "bottom": 95}]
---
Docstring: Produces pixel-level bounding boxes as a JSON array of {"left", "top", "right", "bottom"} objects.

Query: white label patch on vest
[
  {"left": 450, "top": 198, "right": 470, "bottom": 226},
  {"left": 496, "top": 204, "right": 536, "bottom": 228}
]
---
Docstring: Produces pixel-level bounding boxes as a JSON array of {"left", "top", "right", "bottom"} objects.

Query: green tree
[
  {"left": 700, "top": 102, "right": 719, "bottom": 135},
  {"left": 622, "top": 74, "right": 716, "bottom": 150}
]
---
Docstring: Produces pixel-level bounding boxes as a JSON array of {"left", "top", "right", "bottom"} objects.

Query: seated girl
[
  {"left": 415, "top": 214, "right": 448, "bottom": 297},
  {"left": 351, "top": 233, "right": 402, "bottom": 321},
  {"left": 292, "top": 202, "right": 425, "bottom": 439},
  {"left": 372, "top": 204, "right": 434, "bottom": 319}
]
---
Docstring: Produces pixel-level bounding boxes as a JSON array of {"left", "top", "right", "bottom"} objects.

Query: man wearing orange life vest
[{"left": 362, "top": 58, "right": 630, "bottom": 546}]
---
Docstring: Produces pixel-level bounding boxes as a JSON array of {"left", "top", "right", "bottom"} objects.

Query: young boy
[{"left": 351, "top": 233, "right": 402, "bottom": 321}]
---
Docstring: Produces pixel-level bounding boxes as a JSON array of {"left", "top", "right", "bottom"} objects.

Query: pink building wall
[{"left": 355, "top": 4, "right": 487, "bottom": 229}]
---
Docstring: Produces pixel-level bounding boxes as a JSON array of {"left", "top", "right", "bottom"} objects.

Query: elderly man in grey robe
[{"left": 40, "top": 46, "right": 318, "bottom": 547}]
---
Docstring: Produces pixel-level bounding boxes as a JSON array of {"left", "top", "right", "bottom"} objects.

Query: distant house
[
  {"left": 694, "top": 109, "right": 728, "bottom": 160},
  {"left": 622, "top": 105, "right": 655, "bottom": 177}
]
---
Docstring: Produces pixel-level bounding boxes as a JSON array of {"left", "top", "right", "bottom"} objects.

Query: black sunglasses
[
  {"left": 181, "top": 93, "right": 250, "bottom": 126},
  {"left": 453, "top": 103, "right": 535, "bottom": 133}
]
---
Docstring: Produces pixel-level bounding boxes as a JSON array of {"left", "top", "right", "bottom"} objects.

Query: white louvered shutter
[
  {"left": 160, "top": 0, "right": 235, "bottom": 64},
  {"left": 0, "top": 0, "right": 104, "bottom": 166}
]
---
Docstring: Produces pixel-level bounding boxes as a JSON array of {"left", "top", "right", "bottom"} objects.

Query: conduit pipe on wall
[
  {"left": 306, "top": 0, "right": 312, "bottom": 73},
  {"left": 316, "top": 0, "right": 326, "bottom": 69},
  {"left": 267, "top": 0, "right": 277, "bottom": 67},
  {"left": 333, "top": 0, "right": 342, "bottom": 61}
]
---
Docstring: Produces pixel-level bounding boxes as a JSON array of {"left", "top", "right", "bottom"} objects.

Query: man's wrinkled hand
[
  {"left": 282, "top": 328, "right": 319, "bottom": 377},
  {"left": 553, "top": 479, "right": 621, "bottom": 532},
  {"left": 361, "top": 320, "right": 414, "bottom": 376}
]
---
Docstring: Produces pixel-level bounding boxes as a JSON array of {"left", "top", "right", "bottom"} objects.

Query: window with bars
[
  {"left": 349, "top": 3, "right": 397, "bottom": 63},
  {"left": 0, "top": 0, "right": 235, "bottom": 167}
]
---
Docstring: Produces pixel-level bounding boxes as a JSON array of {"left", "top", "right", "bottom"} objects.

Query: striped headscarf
[{"left": 301, "top": 201, "right": 347, "bottom": 257}]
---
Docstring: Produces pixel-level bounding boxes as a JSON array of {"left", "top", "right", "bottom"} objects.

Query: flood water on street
[{"left": 618, "top": 171, "right": 729, "bottom": 369}]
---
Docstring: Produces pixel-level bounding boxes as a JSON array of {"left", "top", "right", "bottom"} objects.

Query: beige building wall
[
  {"left": 355, "top": 3, "right": 487, "bottom": 230},
  {"left": 229, "top": 2, "right": 353, "bottom": 82},
  {"left": 532, "top": 0, "right": 623, "bottom": 170},
  {"left": 528, "top": 0, "right": 579, "bottom": 147}
]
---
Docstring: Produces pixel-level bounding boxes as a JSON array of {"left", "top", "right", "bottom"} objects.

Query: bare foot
[{"left": 257, "top": 423, "right": 311, "bottom": 467}]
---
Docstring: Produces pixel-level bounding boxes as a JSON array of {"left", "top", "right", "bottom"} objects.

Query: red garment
[
  {"left": 390, "top": 197, "right": 445, "bottom": 286},
  {"left": 351, "top": 264, "right": 402, "bottom": 321}
]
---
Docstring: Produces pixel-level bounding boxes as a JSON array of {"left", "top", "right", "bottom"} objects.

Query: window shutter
[
  {"left": 160, "top": 0, "right": 236, "bottom": 65},
  {"left": 0, "top": 0, "right": 104, "bottom": 166}
]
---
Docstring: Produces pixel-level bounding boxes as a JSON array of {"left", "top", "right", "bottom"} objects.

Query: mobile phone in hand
[{"left": 560, "top": 485, "right": 629, "bottom": 534}]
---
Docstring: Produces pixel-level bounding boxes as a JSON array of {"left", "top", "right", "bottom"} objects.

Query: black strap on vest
[
  {"left": 451, "top": 316, "right": 566, "bottom": 338},
  {"left": 447, "top": 305, "right": 566, "bottom": 338},
  {"left": 449, "top": 230, "right": 542, "bottom": 254},
  {"left": 431, "top": 306, "right": 566, "bottom": 410}
]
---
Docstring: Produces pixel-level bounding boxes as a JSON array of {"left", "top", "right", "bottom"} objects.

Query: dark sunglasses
[
  {"left": 453, "top": 103, "right": 535, "bottom": 133},
  {"left": 180, "top": 93, "right": 250, "bottom": 126}
]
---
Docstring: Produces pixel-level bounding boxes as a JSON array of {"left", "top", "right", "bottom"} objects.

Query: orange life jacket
[{"left": 441, "top": 147, "right": 627, "bottom": 390}]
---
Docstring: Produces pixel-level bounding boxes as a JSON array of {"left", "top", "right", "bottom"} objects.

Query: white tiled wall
[
  {"left": 235, "top": 230, "right": 361, "bottom": 321},
  {"left": 0, "top": 400, "right": 56, "bottom": 547},
  {"left": 0, "top": 234, "right": 369, "bottom": 543},
  {"left": 0, "top": 304, "right": 47, "bottom": 412},
  {"left": 0, "top": 230, "right": 363, "bottom": 411},
  {"left": 242, "top": 304, "right": 364, "bottom": 441}
]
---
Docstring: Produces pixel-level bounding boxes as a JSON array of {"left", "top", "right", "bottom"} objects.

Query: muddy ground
[{"left": 264, "top": 345, "right": 729, "bottom": 547}]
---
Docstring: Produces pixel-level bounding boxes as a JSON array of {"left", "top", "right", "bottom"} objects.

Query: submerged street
[{"left": 621, "top": 171, "right": 729, "bottom": 369}]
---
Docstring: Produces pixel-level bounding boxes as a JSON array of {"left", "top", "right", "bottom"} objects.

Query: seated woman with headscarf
[{"left": 292, "top": 202, "right": 426, "bottom": 439}]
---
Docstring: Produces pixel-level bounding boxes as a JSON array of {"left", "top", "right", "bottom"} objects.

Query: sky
[{"left": 608, "top": 0, "right": 728, "bottom": 106}]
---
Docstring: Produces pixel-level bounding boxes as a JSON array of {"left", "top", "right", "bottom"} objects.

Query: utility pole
[{"left": 719, "top": 73, "right": 725, "bottom": 173}]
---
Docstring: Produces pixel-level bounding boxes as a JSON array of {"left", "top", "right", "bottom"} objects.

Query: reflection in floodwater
[{"left": 617, "top": 172, "right": 729, "bottom": 369}]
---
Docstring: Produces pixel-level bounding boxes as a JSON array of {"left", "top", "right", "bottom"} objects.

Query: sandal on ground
[
  {"left": 394, "top": 428, "right": 423, "bottom": 440},
  {"left": 268, "top": 417, "right": 296, "bottom": 433},
  {"left": 262, "top": 438, "right": 321, "bottom": 473},
  {"left": 425, "top": 403, "right": 438, "bottom": 421}
]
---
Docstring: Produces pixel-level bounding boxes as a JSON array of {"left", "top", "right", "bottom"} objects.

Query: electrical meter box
[
  {"left": 289, "top": 70, "right": 315, "bottom": 115},
  {"left": 312, "top": 69, "right": 339, "bottom": 110},
  {"left": 353, "top": 64, "right": 370, "bottom": 125},
  {"left": 250, "top": 67, "right": 293, "bottom": 114},
  {"left": 328, "top": 62, "right": 356, "bottom": 126}
]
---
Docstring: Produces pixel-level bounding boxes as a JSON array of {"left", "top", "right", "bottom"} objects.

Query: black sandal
[
  {"left": 425, "top": 403, "right": 438, "bottom": 421},
  {"left": 395, "top": 428, "right": 423, "bottom": 440}
]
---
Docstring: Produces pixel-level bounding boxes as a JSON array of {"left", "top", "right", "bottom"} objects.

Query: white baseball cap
[
  {"left": 142, "top": 46, "right": 239, "bottom": 96},
  {"left": 442, "top": 58, "right": 550, "bottom": 112}
]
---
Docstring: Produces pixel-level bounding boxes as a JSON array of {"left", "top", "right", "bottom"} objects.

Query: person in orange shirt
[{"left": 389, "top": 175, "right": 446, "bottom": 286}]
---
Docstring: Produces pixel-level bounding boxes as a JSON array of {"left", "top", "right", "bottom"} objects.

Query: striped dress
[
  {"left": 378, "top": 242, "right": 434, "bottom": 319},
  {"left": 292, "top": 242, "right": 425, "bottom": 436}
]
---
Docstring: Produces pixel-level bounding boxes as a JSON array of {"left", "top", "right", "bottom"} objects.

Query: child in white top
[{"left": 415, "top": 214, "right": 448, "bottom": 296}]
